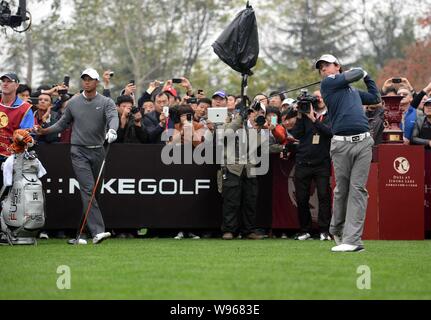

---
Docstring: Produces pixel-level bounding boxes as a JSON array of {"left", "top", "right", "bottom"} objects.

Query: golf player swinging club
[{"left": 34, "top": 68, "right": 119, "bottom": 245}]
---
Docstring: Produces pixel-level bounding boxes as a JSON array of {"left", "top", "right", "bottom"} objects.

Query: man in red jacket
[{"left": 0, "top": 73, "right": 34, "bottom": 189}]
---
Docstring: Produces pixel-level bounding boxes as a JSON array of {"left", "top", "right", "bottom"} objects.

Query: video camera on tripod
[{"left": 0, "top": 0, "right": 30, "bottom": 32}]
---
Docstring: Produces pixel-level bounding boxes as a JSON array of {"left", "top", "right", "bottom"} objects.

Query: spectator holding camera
[
  {"left": 116, "top": 95, "right": 148, "bottom": 144},
  {"left": 143, "top": 92, "right": 174, "bottom": 144},
  {"left": 247, "top": 102, "right": 267, "bottom": 129},
  {"left": 102, "top": 70, "right": 113, "bottom": 98},
  {"left": 138, "top": 80, "right": 162, "bottom": 109},
  {"left": 290, "top": 90, "right": 333, "bottom": 241},
  {"left": 265, "top": 107, "right": 292, "bottom": 156},
  {"left": 34, "top": 92, "right": 61, "bottom": 144},
  {"left": 316, "top": 54, "right": 380, "bottom": 252},
  {"left": 397, "top": 84, "right": 423, "bottom": 145},
  {"left": 410, "top": 80, "right": 431, "bottom": 112},
  {"left": 252, "top": 93, "right": 269, "bottom": 109},
  {"left": 381, "top": 77, "right": 413, "bottom": 96}
]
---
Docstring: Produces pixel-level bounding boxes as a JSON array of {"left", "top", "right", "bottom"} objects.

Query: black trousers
[
  {"left": 294, "top": 162, "right": 332, "bottom": 233},
  {"left": 221, "top": 170, "right": 258, "bottom": 235}
]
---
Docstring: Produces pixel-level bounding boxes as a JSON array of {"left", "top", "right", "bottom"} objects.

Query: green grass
[{"left": 1, "top": 239, "right": 431, "bottom": 300}]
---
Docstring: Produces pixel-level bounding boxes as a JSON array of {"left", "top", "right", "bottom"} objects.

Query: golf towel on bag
[{"left": 1, "top": 151, "right": 47, "bottom": 236}]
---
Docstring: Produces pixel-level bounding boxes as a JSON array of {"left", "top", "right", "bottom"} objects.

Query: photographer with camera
[
  {"left": 247, "top": 101, "right": 267, "bottom": 129},
  {"left": 316, "top": 54, "right": 381, "bottom": 252},
  {"left": 220, "top": 100, "right": 268, "bottom": 241},
  {"left": 116, "top": 95, "right": 148, "bottom": 144},
  {"left": 290, "top": 90, "right": 333, "bottom": 241}
]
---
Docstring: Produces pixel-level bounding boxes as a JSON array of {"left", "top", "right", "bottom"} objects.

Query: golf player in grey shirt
[{"left": 35, "top": 68, "right": 119, "bottom": 245}]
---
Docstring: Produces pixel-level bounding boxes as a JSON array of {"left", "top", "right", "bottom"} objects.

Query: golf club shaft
[{"left": 257, "top": 81, "right": 322, "bottom": 103}]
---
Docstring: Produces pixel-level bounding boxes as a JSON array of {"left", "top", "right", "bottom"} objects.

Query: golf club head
[{"left": 68, "top": 238, "right": 87, "bottom": 245}]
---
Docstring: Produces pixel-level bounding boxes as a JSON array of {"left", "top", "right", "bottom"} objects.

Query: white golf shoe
[
  {"left": 331, "top": 244, "right": 365, "bottom": 252},
  {"left": 93, "top": 232, "right": 111, "bottom": 244}
]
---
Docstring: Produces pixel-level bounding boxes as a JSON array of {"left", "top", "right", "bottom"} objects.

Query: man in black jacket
[
  {"left": 116, "top": 95, "right": 148, "bottom": 144},
  {"left": 142, "top": 92, "right": 173, "bottom": 144},
  {"left": 290, "top": 90, "right": 333, "bottom": 241}
]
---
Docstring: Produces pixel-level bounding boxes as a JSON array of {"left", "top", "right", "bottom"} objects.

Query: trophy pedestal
[
  {"left": 382, "top": 129, "right": 403, "bottom": 144},
  {"left": 363, "top": 144, "right": 424, "bottom": 240}
]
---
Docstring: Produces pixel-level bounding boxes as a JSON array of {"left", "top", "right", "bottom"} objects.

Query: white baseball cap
[
  {"left": 81, "top": 68, "right": 100, "bottom": 81},
  {"left": 282, "top": 98, "right": 296, "bottom": 106},
  {"left": 315, "top": 54, "right": 340, "bottom": 69}
]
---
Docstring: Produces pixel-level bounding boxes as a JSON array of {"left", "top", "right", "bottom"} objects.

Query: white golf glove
[
  {"left": 105, "top": 129, "right": 117, "bottom": 144},
  {"left": 350, "top": 67, "right": 368, "bottom": 79}
]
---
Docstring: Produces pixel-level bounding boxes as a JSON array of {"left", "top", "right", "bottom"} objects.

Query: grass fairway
[{"left": 1, "top": 239, "right": 431, "bottom": 300}]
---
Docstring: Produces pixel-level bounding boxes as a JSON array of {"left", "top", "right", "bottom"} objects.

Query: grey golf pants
[
  {"left": 329, "top": 136, "right": 374, "bottom": 246},
  {"left": 70, "top": 145, "right": 106, "bottom": 237}
]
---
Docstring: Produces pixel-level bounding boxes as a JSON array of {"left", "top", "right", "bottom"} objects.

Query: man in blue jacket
[{"left": 316, "top": 54, "right": 381, "bottom": 252}]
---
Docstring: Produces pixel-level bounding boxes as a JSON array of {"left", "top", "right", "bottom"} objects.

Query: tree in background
[
  {"left": 2, "top": 0, "right": 431, "bottom": 97},
  {"left": 354, "top": 0, "right": 416, "bottom": 69},
  {"left": 377, "top": 39, "right": 431, "bottom": 91}
]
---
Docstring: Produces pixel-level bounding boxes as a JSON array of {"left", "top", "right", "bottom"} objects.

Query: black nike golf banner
[{"left": 35, "top": 144, "right": 272, "bottom": 230}]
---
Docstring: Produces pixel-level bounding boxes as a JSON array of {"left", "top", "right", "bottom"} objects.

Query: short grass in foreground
[{"left": 1, "top": 239, "right": 431, "bottom": 300}]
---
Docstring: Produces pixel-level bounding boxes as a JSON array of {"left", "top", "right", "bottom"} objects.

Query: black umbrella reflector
[{"left": 212, "top": 3, "right": 259, "bottom": 76}]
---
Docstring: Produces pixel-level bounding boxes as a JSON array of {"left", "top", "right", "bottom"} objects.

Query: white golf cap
[
  {"left": 315, "top": 54, "right": 340, "bottom": 69},
  {"left": 282, "top": 98, "right": 296, "bottom": 106},
  {"left": 81, "top": 68, "right": 100, "bottom": 81}
]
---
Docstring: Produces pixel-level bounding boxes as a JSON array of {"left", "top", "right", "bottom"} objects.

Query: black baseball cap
[{"left": 1, "top": 73, "right": 20, "bottom": 83}]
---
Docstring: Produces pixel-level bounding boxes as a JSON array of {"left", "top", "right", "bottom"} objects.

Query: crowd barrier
[{"left": 36, "top": 144, "right": 429, "bottom": 239}]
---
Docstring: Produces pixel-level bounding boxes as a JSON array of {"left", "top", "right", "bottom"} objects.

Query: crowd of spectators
[{"left": 1, "top": 69, "right": 431, "bottom": 241}]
